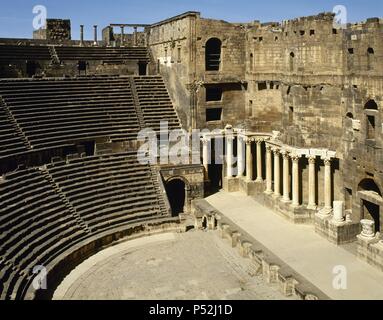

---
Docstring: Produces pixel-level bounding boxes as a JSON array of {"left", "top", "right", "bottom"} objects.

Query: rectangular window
[
  {"left": 206, "top": 87, "right": 223, "bottom": 102},
  {"left": 206, "top": 108, "right": 222, "bottom": 122},
  {"left": 367, "top": 115, "right": 375, "bottom": 140},
  {"left": 258, "top": 82, "right": 267, "bottom": 91}
]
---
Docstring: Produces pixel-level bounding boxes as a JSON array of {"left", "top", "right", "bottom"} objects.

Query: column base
[
  {"left": 290, "top": 203, "right": 301, "bottom": 209},
  {"left": 272, "top": 193, "right": 281, "bottom": 199},
  {"left": 281, "top": 197, "right": 291, "bottom": 204},
  {"left": 307, "top": 204, "right": 317, "bottom": 211},
  {"left": 317, "top": 207, "right": 333, "bottom": 217},
  {"left": 331, "top": 218, "right": 347, "bottom": 227},
  {"left": 223, "top": 176, "right": 239, "bottom": 193},
  {"left": 255, "top": 178, "right": 264, "bottom": 183}
]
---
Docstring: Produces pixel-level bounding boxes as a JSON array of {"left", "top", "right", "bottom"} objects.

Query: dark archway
[
  {"left": 78, "top": 60, "right": 87, "bottom": 75},
  {"left": 358, "top": 178, "right": 381, "bottom": 196},
  {"left": 202, "top": 216, "right": 208, "bottom": 229},
  {"left": 205, "top": 38, "right": 222, "bottom": 71},
  {"left": 26, "top": 60, "right": 37, "bottom": 77},
  {"left": 362, "top": 200, "right": 380, "bottom": 232},
  {"left": 138, "top": 62, "right": 147, "bottom": 75},
  {"left": 358, "top": 178, "right": 382, "bottom": 232},
  {"left": 364, "top": 100, "right": 378, "bottom": 110},
  {"left": 165, "top": 179, "right": 186, "bottom": 216}
]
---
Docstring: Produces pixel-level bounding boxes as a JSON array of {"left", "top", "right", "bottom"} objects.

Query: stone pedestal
[
  {"left": 357, "top": 231, "right": 383, "bottom": 272},
  {"left": 360, "top": 219, "right": 375, "bottom": 239},
  {"left": 332, "top": 201, "right": 345, "bottom": 224},
  {"left": 315, "top": 213, "right": 360, "bottom": 245}
]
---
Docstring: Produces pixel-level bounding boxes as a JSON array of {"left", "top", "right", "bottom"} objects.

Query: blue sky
[{"left": 0, "top": 0, "right": 381, "bottom": 39}]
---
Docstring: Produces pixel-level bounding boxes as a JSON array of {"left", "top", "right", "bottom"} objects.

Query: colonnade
[{"left": 201, "top": 133, "right": 335, "bottom": 213}]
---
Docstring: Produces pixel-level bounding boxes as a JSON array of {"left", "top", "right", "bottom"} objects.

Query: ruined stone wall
[
  {"left": 195, "top": 18, "right": 246, "bottom": 130},
  {"left": 148, "top": 13, "right": 247, "bottom": 131},
  {"left": 46, "top": 19, "right": 71, "bottom": 41},
  {"left": 245, "top": 14, "right": 383, "bottom": 220}
]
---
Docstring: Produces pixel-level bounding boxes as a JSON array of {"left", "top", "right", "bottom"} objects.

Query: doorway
[
  {"left": 26, "top": 60, "right": 37, "bottom": 77},
  {"left": 138, "top": 62, "right": 147, "bottom": 75},
  {"left": 362, "top": 200, "right": 380, "bottom": 232},
  {"left": 165, "top": 179, "right": 186, "bottom": 216}
]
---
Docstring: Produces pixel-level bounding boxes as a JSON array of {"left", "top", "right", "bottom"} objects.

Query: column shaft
[
  {"left": 292, "top": 156, "right": 300, "bottom": 206},
  {"left": 202, "top": 139, "right": 209, "bottom": 176},
  {"left": 237, "top": 137, "right": 245, "bottom": 177},
  {"left": 324, "top": 158, "right": 332, "bottom": 210},
  {"left": 134, "top": 27, "right": 138, "bottom": 46},
  {"left": 266, "top": 146, "right": 272, "bottom": 193},
  {"left": 246, "top": 139, "right": 253, "bottom": 181},
  {"left": 93, "top": 25, "right": 98, "bottom": 45},
  {"left": 274, "top": 149, "right": 281, "bottom": 197},
  {"left": 256, "top": 140, "right": 263, "bottom": 181},
  {"left": 226, "top": 138, "right": 233, "bottom": 178},
  {"left": 308, "top": 157, "right": 317, "bottom": 209},
  {"left": 282, "top": 152, "right": 290, "bottom": 202}
]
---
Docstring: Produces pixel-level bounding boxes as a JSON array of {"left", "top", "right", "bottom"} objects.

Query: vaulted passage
[
  {"left": 166, "top": 179, "right": 186, "bottom": 216},
  {"left": 358, "top": 179, "right": 382, "bottom": 232},
  {"left": 362, "top": 200, "right": 380, "bottom": 232},
  {"left": 26, "top": 60, "right": 37, "bottom": 77},
  {"left": 205, "top": 38, "right": 222, "bottom": 71}
]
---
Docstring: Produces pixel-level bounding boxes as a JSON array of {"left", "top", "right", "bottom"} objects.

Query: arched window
[
  {"left": 364, "top": 99, "right": 378, "bottom": 110},
  {"left": 205, "top": 38, "right": 222, "bottom": 71},
  {"left": 358, "top": 178, "right": 381, "bottom": 196},
  {"left": 289, "top": 52, "right": 295, "bottom": 72},
  {"left": 346, "top": 112, "right": 354, "bottom": 119},
  {"left": 367, "top": 47, "right": 375, "bottom": 71}
]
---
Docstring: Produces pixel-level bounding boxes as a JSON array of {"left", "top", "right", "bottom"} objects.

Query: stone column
[
  {"left": 256, "top": 140, "right": 263, "bottom": 182},
  {"left": 265, "top": 145, "right": 273, "bottom": 194},
  {"left": 134, "top": 27, "right": 138, "bottom": 46},
  {"left": 120, "top": 26, "right": 125, "bottom": 46},
  {"left": 226, "top": 136, "right": 234, "bottom": 178},
  {"left": 333, "top": 201, "right": 345, "bottom": 223},
  {"left": 93, "top": 25, "right": 98, "bottom": 45},
  {"left": 282, "top": 151, "right": 290, "bottom": 202},
  {"left": 273, "top": 148, "right": 281, "bottom": 197},
  {"left": 323, "top": 157, "right": 332, "bottom": 212},
  {"left": 307, "top": 156, "right": 317, "bottom": 209},
  {"left": 291, "top": 155, "right": 300, "bottom": 207},
  {"left": 80, "top": 25, "right": 84, "bottom": 46},
  {"left": 237, "top": 136, "right": 245, "bottom": 177},
  {"left": 202, "top": 138, "right": 209, "bottom": 177},
  {"left": 246, "top": 138, "right": 253, "bottom": 181}
]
